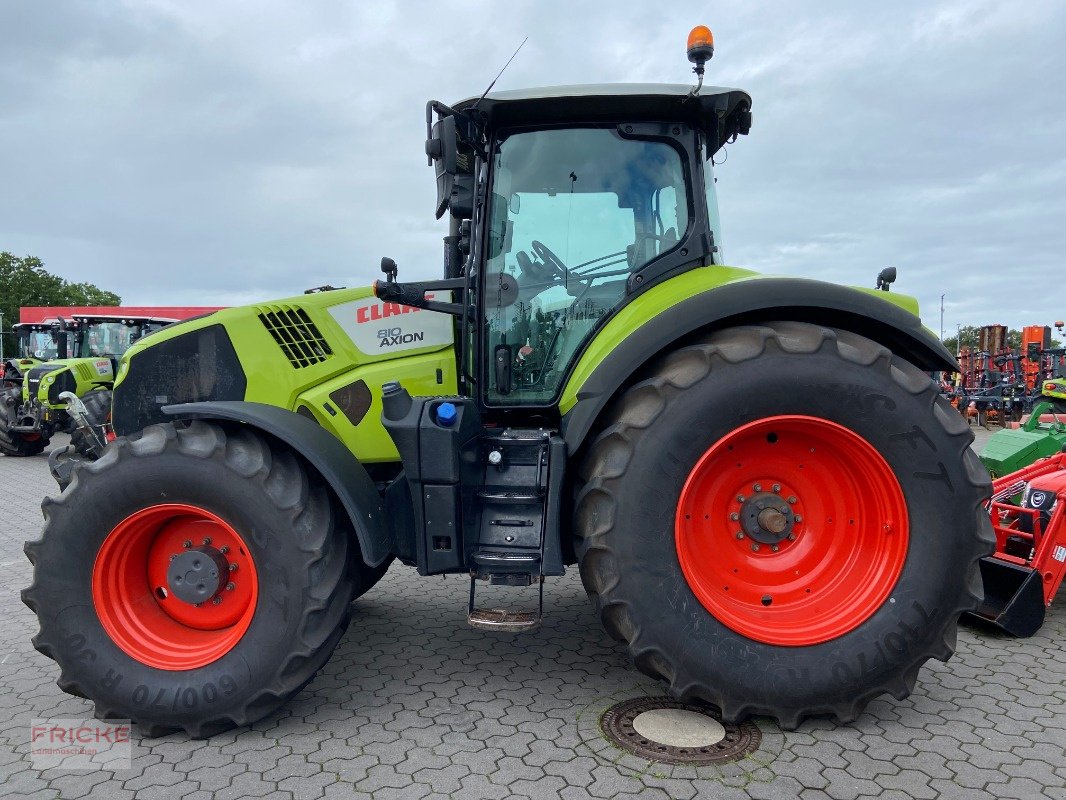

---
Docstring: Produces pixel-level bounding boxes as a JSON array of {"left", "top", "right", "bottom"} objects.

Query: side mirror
[
  {"left": 381, "top": 257, "right": 398, "bottom": 282},
  {"left": 426, "top": 106, "right": 474, "bottom": 220},
  {"left": 428, "top": 115, "right": 459, "bottom": 219},
  {"left": 876, "top": 267, "right": 897, "bottom": 291}
]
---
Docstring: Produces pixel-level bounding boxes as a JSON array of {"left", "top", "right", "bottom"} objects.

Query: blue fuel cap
[{"left": 436, "top": 402, "right": 457, "bottom": 427}]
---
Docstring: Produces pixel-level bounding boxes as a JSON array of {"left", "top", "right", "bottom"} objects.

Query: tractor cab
[
  {"left": 71, "top": 314, "right": 174, "bottom": 362},
  {"left": 378, "top": 82, "right": 751, "bottom": 417},
  {"left": 3, "top": 321, "right": 71, "bottom": 384},
  {"left": 15, "top": 321, "right": 67, "bottom": 361}
]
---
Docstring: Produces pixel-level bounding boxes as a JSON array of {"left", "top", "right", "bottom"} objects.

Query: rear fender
[
  {"left": 162, "top": 401, "right": 392, "bottom": 567},
  {"left": 561, "top": 275, "right": 958, "bottom": 454}
]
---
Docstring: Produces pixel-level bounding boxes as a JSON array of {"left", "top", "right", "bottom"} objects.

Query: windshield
[
  {"left": 78, "top": 322, "right": 144, "bottom": 358},
  {"left": 483, "top": 127, "right": 690, "bottom": 405},
  {"left": 20, "top": 330, "right": 61, "bottom": 360}
]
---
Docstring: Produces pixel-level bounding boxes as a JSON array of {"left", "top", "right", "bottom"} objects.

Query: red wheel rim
[
  {"left": 92, "top": 504, "right": 259, "bottom": 670},
  {"left": 675, "top": 415, "right": 909, "bottom": 646}
]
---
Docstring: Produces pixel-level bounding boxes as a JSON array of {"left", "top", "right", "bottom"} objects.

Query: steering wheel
[{"left": 531, "top": 240, "right": 568, "bottom": 279}]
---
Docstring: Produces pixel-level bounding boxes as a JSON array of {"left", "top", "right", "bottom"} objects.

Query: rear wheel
[
  {"left": 0, "top": 386, "right": 48, "bottom": 457},
  {"left": 23, "top": 421, "right": 380, "bottom": 737},
  {"left": 574, "top": 322, "right": 994, "bottom": 729}
]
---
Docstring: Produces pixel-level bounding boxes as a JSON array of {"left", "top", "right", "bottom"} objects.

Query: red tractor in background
[{"left": 970, "top": 450, "right": 1066, "bottom": 636}]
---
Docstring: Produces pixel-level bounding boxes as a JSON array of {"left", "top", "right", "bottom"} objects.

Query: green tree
[{"left": 0, "top": 251, "right": 122, "bottom": 359}]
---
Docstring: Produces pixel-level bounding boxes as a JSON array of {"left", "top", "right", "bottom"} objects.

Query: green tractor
[
  {"left": 24, "top": 30, "right": 992, "bottom": 737},
  {"left": 1041, "top": 377, "right": 1066, "bottom": 413},
  {"left": 2, "top": 321, "right": 70, "bottom": 387},
  {"left": 979, "top": 401, "right": 1066, "bottom": 478},
  {"left": 1, "top": 314, "right": 172, "bottom": 457}
]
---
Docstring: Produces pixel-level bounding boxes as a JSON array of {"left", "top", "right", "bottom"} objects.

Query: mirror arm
[{"left": 373, "top": 277, "right": 469, "bottom": 318}]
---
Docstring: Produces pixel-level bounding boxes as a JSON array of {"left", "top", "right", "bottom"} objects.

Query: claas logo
[{"left": 356, "top": 293, "right": 437, "bottom": 324}]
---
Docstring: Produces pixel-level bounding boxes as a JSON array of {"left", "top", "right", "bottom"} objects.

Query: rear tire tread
[{"left": 573, "top": 322, "right": 993, "bottom": 729}]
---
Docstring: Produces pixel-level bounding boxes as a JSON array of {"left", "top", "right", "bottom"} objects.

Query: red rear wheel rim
[
  {"left": 675, "top": 415, "right": 909, "bottom": 646},
  {"left": 92, "top": 504, "right": 259, "bottom": 670}
]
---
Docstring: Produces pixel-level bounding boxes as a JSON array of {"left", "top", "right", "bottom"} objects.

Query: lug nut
[
  {"left": 772, "top": 484, "right": 781, "bottom": 493},
  {"left": 183, "top": 540, "right": 192, "bottom": 548},
  {"left": 201, "top": 538, "right": 211, "bottom": 546},
  {"left": 730, "top": 512, "right": 739, "bottom": 521},
  {"left": 169, "top": 554, "right": 177, "bottom": 561},
  {"left": 735, "top": 531, "right": 745, "bottom": 539},
  {"left": 751, "top": 543, "right": 760, "bottom": 552},
  {"left": 220, "top": 545, "right": 229, "bottom": 554},
  {"left": 737, "top": 494, "right": 746, "bottom": 503},
  {"left": 787, "top": 496, "right": 797, "bottom": 504},
  {"left": 229, "top": 563, "right": 238, "bottom": 572},
  {"left": 212, "top": 596, "right": 222, "bottom": 605},
  {"left": 794, "top": 515, "right": 803, "bottom": 523},
  {"left": 787, "top": 533, "right": 796, "bottom": 541},
  {"left": 771, "top": 544, "right": 779, "bottom": 552},
  {"left": 226, "top": 582, "right": 236, "bottom": 591},
  {"left": 753, "top": 483, "right": 762, "bottom": 492}
]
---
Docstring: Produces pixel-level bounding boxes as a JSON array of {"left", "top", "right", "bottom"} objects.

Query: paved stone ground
[{"left": 2, "top": 428, "right": 1064, "bottom": 799}]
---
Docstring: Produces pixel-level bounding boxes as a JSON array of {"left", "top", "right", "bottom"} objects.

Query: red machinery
[{"left": 970, "top": 451, "right": 1066, "bottom": 636}]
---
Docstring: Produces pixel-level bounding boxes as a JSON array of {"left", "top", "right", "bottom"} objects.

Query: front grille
[
  {"left": 26, "top": 364, "right": 64, "bottom": 400},
  {"left": 257, "top": 305, "right": 333, "bottom": 369}
]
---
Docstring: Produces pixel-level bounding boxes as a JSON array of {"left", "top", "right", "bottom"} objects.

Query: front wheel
[
  {"left": 574, "top": 322, "right": 993, "bottom": 729},
  {"left": 70, "top": 389, "right": 113, "bottom": 458},
  {"left": 0, "top": 387, "right": 48, "bottom": 457},
  {"left": 23, "top": 421, "right": 380, "bottom": 737}
]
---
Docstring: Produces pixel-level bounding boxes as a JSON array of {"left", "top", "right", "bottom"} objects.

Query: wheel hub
[
  {"left": 93, "top": 504, "right": 259, "bottom": 670},
  {"left": 166, "top": 546, "right": 229, "bottom": 605},
  {"left": 675, "top": 415, "right": 909, "bottom": 646},
  {"left": 740, "top": 492, "right": 795, "bottom": 544}
]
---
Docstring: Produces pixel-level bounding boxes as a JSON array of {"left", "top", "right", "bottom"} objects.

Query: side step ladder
[{"left": 466, "top": 430, "right": 565, "bottom": 632}]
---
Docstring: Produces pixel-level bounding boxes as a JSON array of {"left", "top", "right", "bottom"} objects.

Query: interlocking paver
[{"left": 2, "top": 430, "right": 1065, "bottom": 799}]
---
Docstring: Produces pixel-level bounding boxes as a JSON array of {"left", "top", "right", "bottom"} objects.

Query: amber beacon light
[{"left": 686, "top": 25, "right": 715, "bottom": 94}]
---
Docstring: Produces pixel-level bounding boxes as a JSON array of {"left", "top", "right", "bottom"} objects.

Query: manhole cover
[{"left": 600, "top": 696, "right": 761, "bottom": 765}]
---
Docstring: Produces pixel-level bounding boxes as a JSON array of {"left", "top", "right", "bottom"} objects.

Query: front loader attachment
[
  {"left": 964, "top": 451, "right": 1066, "bottom": 637},
  {"left": 971, "top": 558, "right": 1046, "bottom": 637}
]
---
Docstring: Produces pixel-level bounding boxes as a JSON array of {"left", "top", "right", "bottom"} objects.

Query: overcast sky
[{"left": 2, "top": 1, "right": 1064, "bottom": 335}]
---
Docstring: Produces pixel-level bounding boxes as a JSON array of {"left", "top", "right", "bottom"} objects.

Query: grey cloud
[{"left": 1, "top": 0, "right": 1063, "bottom": 333}]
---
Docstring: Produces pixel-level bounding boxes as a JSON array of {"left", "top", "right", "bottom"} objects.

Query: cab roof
[
  {"left": 72, "top": 314, "right": 176, "bottom": 324},
  {"left": 453, "top": 83, "right": 751, "bottom": 154}
]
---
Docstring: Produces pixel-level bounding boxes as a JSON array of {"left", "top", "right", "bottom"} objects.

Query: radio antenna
[{"left": 471, "top": 37, "right": 528, "bottom": 111}]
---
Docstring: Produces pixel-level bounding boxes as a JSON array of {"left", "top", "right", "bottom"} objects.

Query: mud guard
[
  {"left": 162, "top": 401, "right": 392, "bottom": 567},
  {"left": 562, "top": 277, "right": 959, "bottom": 454}
]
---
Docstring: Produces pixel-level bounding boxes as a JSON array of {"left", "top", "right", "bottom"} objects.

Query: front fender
[
  {"left": 162, "top": 400, "right": 391, "bottom": 567},
  {"left": 561, "top": 274, "right": 956, "bottom": 454}
]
